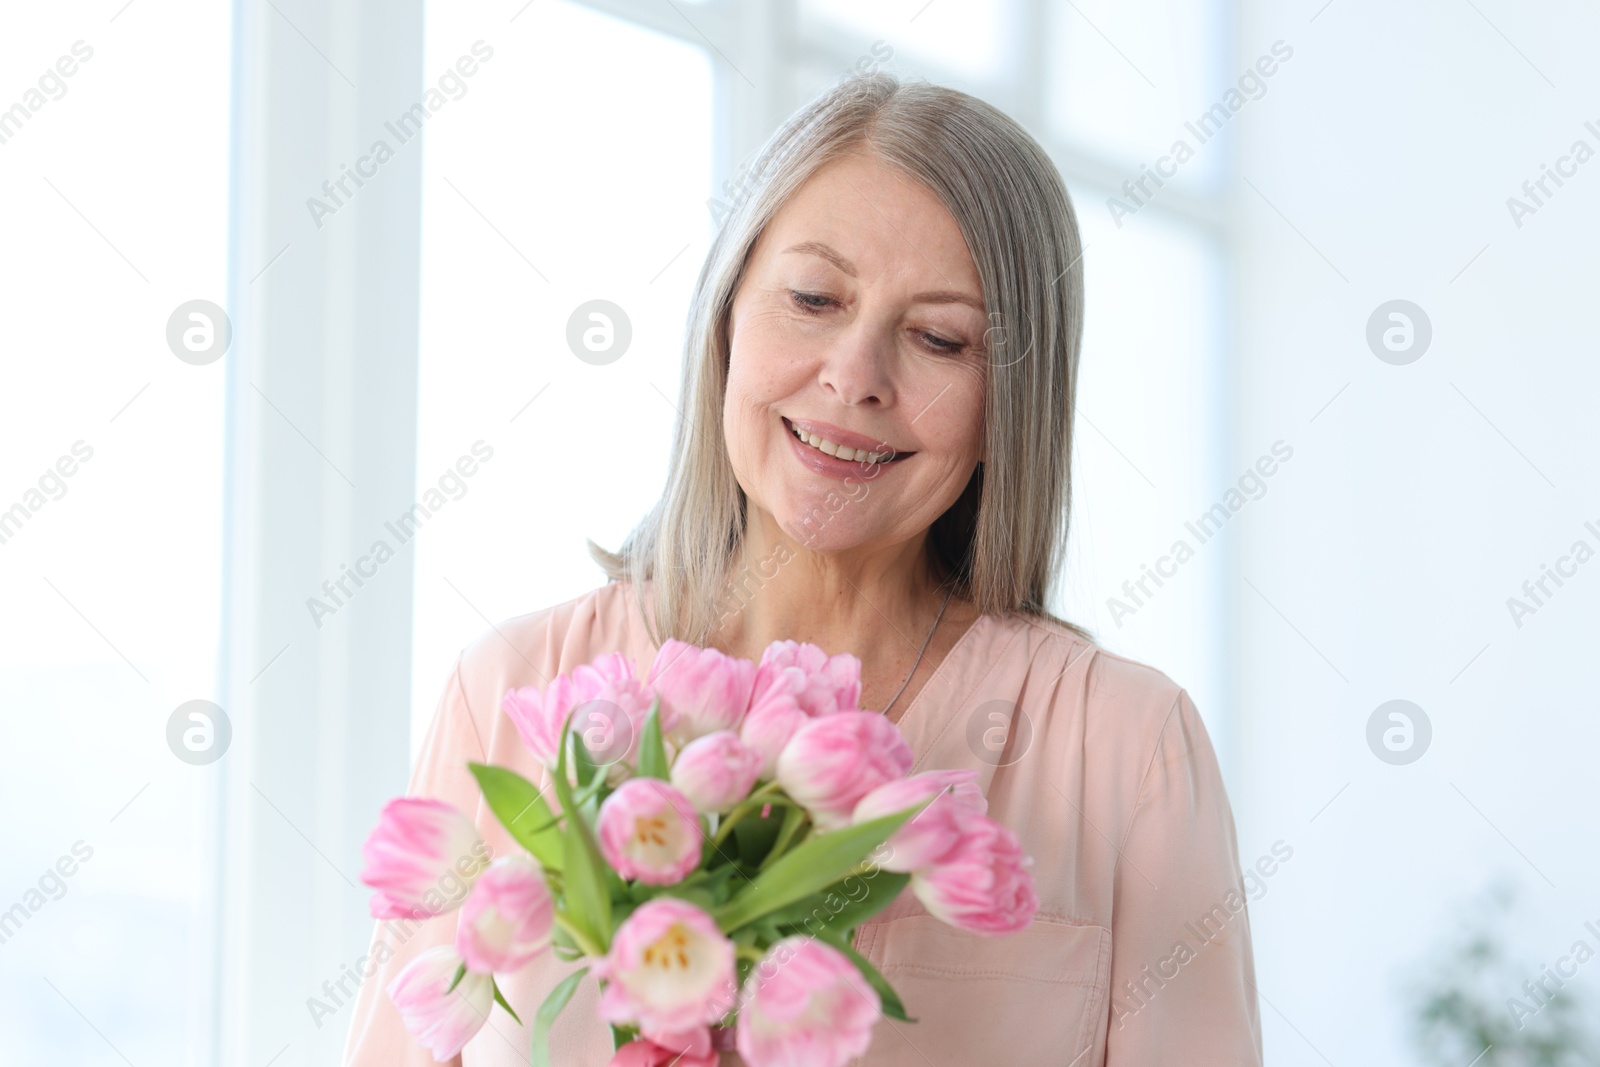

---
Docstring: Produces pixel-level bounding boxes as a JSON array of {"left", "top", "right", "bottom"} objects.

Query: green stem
[
  {"left": 758, "top": 808, "right": 810, "bottom": 874},
  {"left": 552, "top": 911, "right": 604, "bottom": 958},
  {"left": 708, "top": 781, "right": 786, "bottom": 849}
]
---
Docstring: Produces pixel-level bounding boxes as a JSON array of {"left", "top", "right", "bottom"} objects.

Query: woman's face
[{"left": 724, "top": 151, "right": 989, "bottom": 556}]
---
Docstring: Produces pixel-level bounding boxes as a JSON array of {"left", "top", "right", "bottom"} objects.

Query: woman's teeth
[{"left": 788, "top": 421, "right": 894, "bottom": 464}]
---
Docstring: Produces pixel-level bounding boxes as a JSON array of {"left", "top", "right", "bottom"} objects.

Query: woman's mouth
[{"left": 781, "top": 416, "right": 910, "bottom": 466}]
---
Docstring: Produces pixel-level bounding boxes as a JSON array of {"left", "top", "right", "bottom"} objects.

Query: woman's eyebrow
[
  {"left": 782, "top": 240, "right": 984, "bottom": 312},
  {"left": 783, "top": 240, "right": 857, "bottom": 275}
]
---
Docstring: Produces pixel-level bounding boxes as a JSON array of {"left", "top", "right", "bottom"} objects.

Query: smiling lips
[{"left": 782, "top": 416, "right": 910, "bottom": 465}]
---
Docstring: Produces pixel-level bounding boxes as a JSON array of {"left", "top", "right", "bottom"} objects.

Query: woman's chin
[
  {"left": 742, "top": 486, "right": 900, "bottom": 554},
  {"left": 775, "top": 515, "right": 877, "bottom": 554}
]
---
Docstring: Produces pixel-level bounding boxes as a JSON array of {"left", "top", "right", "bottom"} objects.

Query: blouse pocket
[{"left": 851, "top": 913, "right": 1111, "bottom": 1066}]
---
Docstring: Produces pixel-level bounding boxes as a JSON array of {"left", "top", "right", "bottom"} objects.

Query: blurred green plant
[{"left": 1405, "top": 878, "right": 1596, "bottom": 1066}]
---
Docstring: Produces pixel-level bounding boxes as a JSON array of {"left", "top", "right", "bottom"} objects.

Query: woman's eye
[
  {"left": 789, "top": 290, "right": 833, "bottom": 312},
  {"left": 921, "top": 331, "right": 964, "bottom": 353},
  {"left": 789, "top": 291, "right": 965, "bottom": 354}
]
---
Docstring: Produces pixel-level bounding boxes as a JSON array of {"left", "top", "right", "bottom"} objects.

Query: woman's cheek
[
  {"left": 732, "top": 400, "right": 767, "bottom": 470},
  {"left": 911, "top": 375, "right": 984, "bottom": 455}
]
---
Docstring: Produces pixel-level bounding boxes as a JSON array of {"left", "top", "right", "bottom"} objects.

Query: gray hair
[{"left": 590, "top": 72, "right": 1089, "bottom": 646}]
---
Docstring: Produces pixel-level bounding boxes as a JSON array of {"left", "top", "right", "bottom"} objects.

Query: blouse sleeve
[
  {"left": 1103, "top": 689, "right": 1264, "bottom": 1065},
  {"left": 341, "top": 654, "right": 489, "bottom": 1067}
]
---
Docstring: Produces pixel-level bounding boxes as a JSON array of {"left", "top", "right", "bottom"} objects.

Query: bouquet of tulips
[{"left": 359, "top": 639, "right": 1039, "bottom": 1066}]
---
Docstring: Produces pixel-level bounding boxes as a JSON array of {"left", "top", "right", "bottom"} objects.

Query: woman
[{"left": 344, "top": 72, "right": 1262, "bottom": 1066}]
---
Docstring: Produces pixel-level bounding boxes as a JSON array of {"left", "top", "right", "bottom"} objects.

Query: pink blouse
[{"left": 343, "top": 579, "right": 1263, "bottom": 1065}]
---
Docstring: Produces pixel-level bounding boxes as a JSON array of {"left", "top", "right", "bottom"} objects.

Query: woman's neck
[{"left": 707, "top": 510, "right": 966, "bottom": 714}]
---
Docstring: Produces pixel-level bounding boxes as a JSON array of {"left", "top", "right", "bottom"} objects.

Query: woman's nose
[{"left": 815, "top": 320, "right": 896, "bottom": 407}]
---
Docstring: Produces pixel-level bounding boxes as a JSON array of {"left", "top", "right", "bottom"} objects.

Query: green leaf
[
  {"left": 761, "top": 891, "right": 830, "bottom": 929},
  {"left": 699, "top": 864, "right": 741, "bottom": 906},
  {"left": 834, "top": 940, "right": 914, "bottom": 1022},
  {"left": 713, "top": 797, "right": 932, "bottom": 932},
  {"left": 635, "top": 699, "right": 668, "bottom": 780},
  {"left": 530, "top": 966, "right": 588, "bottom": 1067},
  {"left": 730, "top": 803, "right": 784, "bottom": 867},
  {"left": 648, "top": 884, "right": 716, "bottom": 911},
  {"left": 491, "top": 976, "right": 523, "bottom": 1026},
  {"left": 603, "top": 863, "right": 628, "bottom": 901},
  {"left": 445, "top": 961, "right": 467, "bottom": 994},
  {"left": 468, "top": 763, "right": 563, "bottom": 872},
  {"left": 555, "top": 709, "right": 574, "bottom": 794},
  {"left": 551, "top": 710, "right": 610, "bottom": 819},
  {"left": 571, "top": 716, "right": 602, "bottom": 789},
  {"left": 569, "top": 765, "right": 609, "bottom": 812},
  {"left": 547, "top": 721, "right": 615, "bottom": 951},
  {"left": 792, "top": 871, "right": 910, "bottom": 937},
  {"left": 549, "top": 716, "right": 585, "bottom": 827},
  {"left": 579, "top": 789, "right": 604, "bottom": 831},
  {"left": 753, "top": 915, "right": 786, "bottom": 944},
  {"left": 561, "top": 800, "right": 613, "bottom": 950},
  {"left": 757, "top": 804, "right": 809, "bottom": 872},
  {"left": 609, "top": 1023, "right": 638, "bottom": 1052},
  {"left": 734, "top": 955, "right": 756, "bottom": 993}
]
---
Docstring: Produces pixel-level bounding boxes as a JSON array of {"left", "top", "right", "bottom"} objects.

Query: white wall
[{"left": 1235, "top": 1, "right": 1600, "bottom": 1062}]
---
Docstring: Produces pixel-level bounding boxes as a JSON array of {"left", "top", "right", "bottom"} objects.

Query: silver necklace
[{"left": 880, "top": 584, "right": 955, "bottom": 717}]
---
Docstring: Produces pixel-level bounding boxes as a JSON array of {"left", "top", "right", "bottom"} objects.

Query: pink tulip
[
  {"left": 597, "top": 779, "right": 703, "bottom": 885},
  {"left": 735, "top": 936, "right": 880, "bottom": 1067},
  {"left": 361, "top": 797, "right": 489, "bottom": 919},
  {"left": 774, "top": 712, "right": 913, "bottom": 831},
  {"left": 911, "top": 806, "right": 1038, "bottom": 934},
  {"left": 386, "top": 945, "right": 493, "bottom": 1060},
  {"left": 851, "top": 769, "right": 987, "bottom": 873},
  {"left": 595, "top": 898, "right": 738, "bottom": 1040},
  {"left": 739, "top": 642, "right": 861, "bottom": 779},
  {"left": 647, "top": 639, "right": 757, "bottom": 743},
  {"left": 454, "top": 854, "right": 554, "bottom": 974},
  {"left": 505, "top": 654, "right": 675, "bottom": 778},
  {"left": 758, "top": 641, "right": 862, "bottom": 717},
  {"left": 608, "top": 1035, "right": 717, "bottom": 1067},
  {"left": 738, "top": 686, "right": 810, "bottom": 782},
  {"left": 502, "top": 673, "right": 588, "bottom": 769},
  {"left": 670, "top": 731, "right": 764, "bottom": 814},
  {"left": 571, "top": 652, "right": 673, "bottom": 772}
]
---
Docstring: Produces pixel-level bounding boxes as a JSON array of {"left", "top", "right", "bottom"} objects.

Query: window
[
  {"left": 411, "top": 0, "right": 714, "bottom": 745},
  {"left": 0, "top": 4, "right": 231, "bottom": 1062}
]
